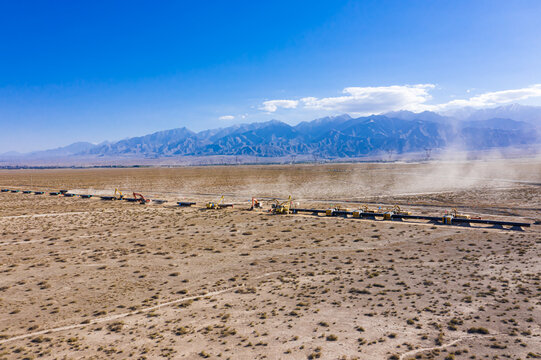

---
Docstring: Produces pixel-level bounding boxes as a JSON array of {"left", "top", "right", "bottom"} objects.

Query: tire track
[
  {"left": 398, "top": 333, "right": 498, "bottom": 360},
  {"left": 0, "top": 272, "right": 279, "bottom": 345},
  {"left": 0, "top": 285, "right": 242, "bottom": 345},
  {"left": 0, "top": 211, "right": 88, "bottom": 220}
]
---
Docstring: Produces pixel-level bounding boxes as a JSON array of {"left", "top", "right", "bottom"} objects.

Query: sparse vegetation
[{"left": 0, "top": 162, "right": 537, "bottom": 358}]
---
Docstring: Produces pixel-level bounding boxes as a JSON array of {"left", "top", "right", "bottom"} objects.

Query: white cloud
[
  {"left": 219, "top": 115, "right": 235, "bottom": 120},
  {"left": 259, "top": 85, "right": 434, "bottom": 115},
  {"left": 432, "top": 84, "right": 541, "bottom": 111},
  {"left": 301, "top": 84, "right": 434, "bottom": 115},
  {"left": 259, "top": 99, "right": 299, "bottom": 113},
  {"left": 257, "top": 84, "right": 541, "bottom": 116}
]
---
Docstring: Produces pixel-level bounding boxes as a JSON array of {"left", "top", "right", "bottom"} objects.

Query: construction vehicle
[
  {"left": 440, "top": 209, "right": 526, "bottom": 229},
  {"left": 271, "top": 196, "right": 293, "bottom": 214},
  {"left": 443, "top": 208, "right": 472, "bottom": 224},
  {"left": 133, "top": 192, "right": 149, "bottom": 204},
  {"left": 391, "top": 205, "right": 411, "bottom": 216},
  {"left": 383, "top": 205, "right": 411, "bottom": 220},
  {"left": 206, "top": 195, "right": 233, "bottom": 209},
  {"left": 100, "top": 188, "right": 124, "bottom": 201},
  {"left": 206, "top": 195, "right": 224, "bottom": 209},
  {"left": 115, "top": 188, "right": 124, "bottom": 200},
  {"left": 250, "top": 197, "right": 263, "bottom": 210},
  {"left": 352, "top": 205, "right": 377, "bottom": 218},
  {"left": 325, "top": 205, "right": 351, "bottom": 217}
]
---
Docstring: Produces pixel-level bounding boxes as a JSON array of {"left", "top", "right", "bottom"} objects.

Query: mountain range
[{"left": 2, "top": 104, "right": 541, "bottom": 162}]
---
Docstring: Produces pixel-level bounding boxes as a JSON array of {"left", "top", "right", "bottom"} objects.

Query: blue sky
[{"left": 1, "top": 0, "right": 541, "bottom": 152}]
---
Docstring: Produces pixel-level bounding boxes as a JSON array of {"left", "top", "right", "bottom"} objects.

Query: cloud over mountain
[
  {"left": 300, "top": 84, "right": 434, "bottom": 115},
  {"left": 259, "top": 84, "right": 541, "bottom": 116},
  {"left": 259, "top": 99, "right": 299, "bottom": 112},
  {"left": 433, "top": 84, "right": 541, "bottom": 111}
]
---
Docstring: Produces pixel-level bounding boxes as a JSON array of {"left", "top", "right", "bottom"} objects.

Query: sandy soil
[{"left": 0, "top": 160, "right": 539, "bottom": 359}]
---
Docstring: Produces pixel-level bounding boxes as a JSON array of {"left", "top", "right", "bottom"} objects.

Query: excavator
[
  {"left": 206, "top": 195, "right": 233, "bottom": 209},
  {"left": 250, "top": 197, "right": 263, "bottom": 210},
  {"left": 133, "top": 192, "right": 150, "bottom": 204},
  {"left": 114, "top": 188, "right": 124, "bottom": 200},
  {"left": 271, "top": 196, "right": 293, "bottom": 214},
  {"left": 100, "top": 188, "right": 124, "bottom": 201},
  {"left": 124, "top": 192, "right": 150, "bottom": 204}
]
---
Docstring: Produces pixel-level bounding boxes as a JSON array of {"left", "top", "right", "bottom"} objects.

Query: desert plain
[{"left": 0, "top": 159, "right": 539, "bottom": 360}]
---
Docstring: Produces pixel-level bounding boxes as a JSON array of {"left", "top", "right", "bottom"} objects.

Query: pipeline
[
  {"left": 288, "top": 206, "right": 530, "bottom": 230},
  {"left": 0, "top": 187, "right": 532, "bottom": 230}
]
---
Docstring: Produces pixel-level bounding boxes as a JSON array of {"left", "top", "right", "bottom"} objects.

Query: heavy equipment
[
  {"left": 383, "top": 205, "right": 411, "bottom": 220},
  {"left": 250, "top": 197, "right": 263, "bottom": 210},
  {"left": 443, "top": 208, "right": 470, "bottom": 224},
  {"left": 325, "top": 205, "right": 351, "bottom": 217},
  {"left": 350, "top": 205, "right": 377, "bottom": 218},
  {"left": 206, "top": 195, "right": 233, "bottom": 209},
  {"left": 115, "top": 188, "right": 124, "bottom": 200},
  {"left": 100, "top": 188, "right": 124, "bottom": 200},
  {"left": 442, "top": 208, "right": 476, "bottom": 224},
  {"left": 133, "top": 192, "right": 149, "bottom": 204},
  {"left": 271, "top": 196, "right": 293, "bottom": 214}
]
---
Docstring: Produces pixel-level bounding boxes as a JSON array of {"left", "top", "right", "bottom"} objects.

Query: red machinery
[
  {"left": 250, "top": 197, "right": 263, "bottom": 210},
  {"left": 133, "top": 192, "right": 150, "bottom": 204}
]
